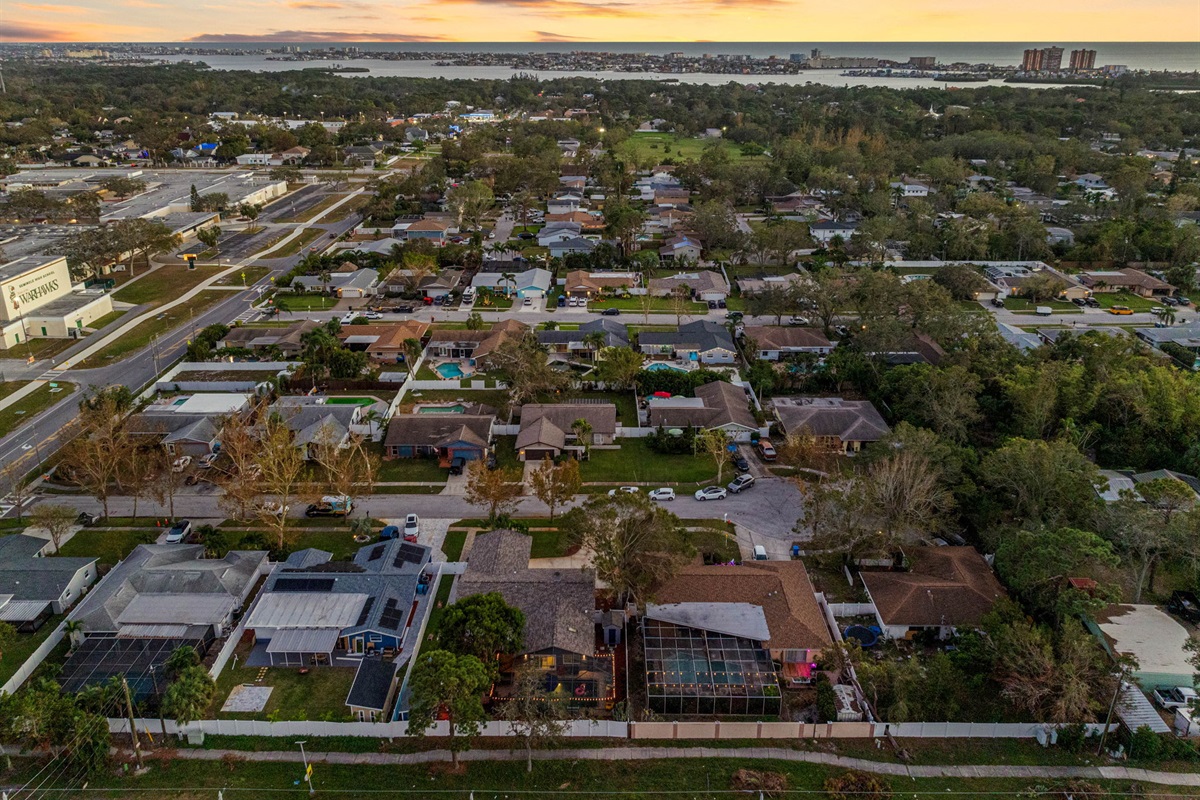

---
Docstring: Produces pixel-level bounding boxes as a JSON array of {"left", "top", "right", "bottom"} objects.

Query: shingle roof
[
  {"left": 654, "top": 561, "right": 832, "bottom": 652},
  {"left": 516, "top": 403, "right": 617, "bottom": 450},
  {"left": 860, "top": 547, "right": 1006, "bottom": 628},
  {"left": 459, "top": 530, "right": 596, "bottom": 657},
  {"left": 384, "top": 414, "right": 494, "bottom": 450},
  {"left": 743, "top": 325, "right": 832, "bottom": 351},
  {"left": 638, "top": 320, "right": 735, "bottom": 354},
  {"left": 647, "top": 380, "right": 756, "bottom": 431},
  {"left": 774, "top": 398, "right": 890, "bottom": 443},
  {"left": 346, "top": 656, "right": 396, "bottom": 711},
  {"left": 648, "top": 271, "right": 727, "bottom": 295}
]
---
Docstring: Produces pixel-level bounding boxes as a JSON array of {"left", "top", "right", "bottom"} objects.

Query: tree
[
  {"left": 0, "top": 621, "right": 14, "bottom": 664},
  {"left": 995, "top": 527, "right": 1119, "bottom": 620},
  {"left": 745, "top": 284, "right": 792, "bottom": 325},
  {"left": 312, "top": 431, "right": 380, "bottom": 518},
  {"left": 0, "top": 460, "right": 33, "bottom": 521},
  {"left": 148, "top": 448, "right": 185, "bottom": 521},
  {"left": 99, "top": 176, "right": 147, "bottom": 199},
  {"left": 932, "top": 263, "right": 988, "bottom": 301},
  {"left": 693, "top": 428, "right": 733, "bottom": 484},
  {"left": 64, "top": 388, "right": 134, "bottom": 519},
  {"left": 239, "top": 202, "right": 262, "bottom": 231},
  {"left": 255, "top": 413, "right": 312, "bottom": 551},
  {"left": 669, "top": 283, "right": 692, "bottom": 326},
  {"left": 196, "top": 225, "right": 222, "bottom": 256},
  {"left": 981, "top": 438, "right": 1100, "bottom": 527},
  {"left": 407, "top": 649, "right": 491, "bottom": 768},
  {"left": 582, "top": 330, "right": 607, "bottom": 362},
  {"left": 28, "top": 504, "right": 79, "bottom": 553},
  {"left": 269, "top": 166, "right": 303, "bottom": 183},
  {"left": 445, "top": 180, "right": 494, "bottom": 231},
  {"left": 464, "top": 459, "right": 523, "bottom": 521},
  {"left": 487, "top": 333, "right": 570, "bottom": 412},
  {"left": 528, "top": 457, "right": 581, "bottom": 520},
  {"left": 439, "top": 592, "right": 526, "bottom": 671},
  {"left": 216, "top": 408, "right": 265, "bottom": 521},
  {"left": 1018, "top": 271, "right": 1065, "bottom": 303},
  {"left": 595, "top": 346, "right": 644, "bottom": 390},
  {"left": 561, "top": 493, "right": 691, "bottom": 606},
  {"left": 161, "top": 646, "right": 215, "bottom": 725},
  {"left": 570, "top": 418, "right": 594, "bottom": 459},
  {"left": 495, "top": 663, "right": 571, "bottom": 772},
  {"left": 1098, "top": 492, "right": 1188, "bottom": 603}
]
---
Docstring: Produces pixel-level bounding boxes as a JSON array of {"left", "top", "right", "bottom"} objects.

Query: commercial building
[
  {"left": 1021, "top": 46, "right": 1064, "bottom": 72},
  {"left": 0, "top": 255, "right": 113, "bottom": 349},
  {"left": 1070, "top": 49, "right": 1097, "bottom": 71}
]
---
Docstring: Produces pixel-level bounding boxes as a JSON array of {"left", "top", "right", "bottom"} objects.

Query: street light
[{"left": 296, "top": 740, "right": 315, "bottom": 795}]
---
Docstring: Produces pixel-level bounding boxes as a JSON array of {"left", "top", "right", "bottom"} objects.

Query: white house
[{"left": 810, "top": 220, "right": 858, "bottom": 245}]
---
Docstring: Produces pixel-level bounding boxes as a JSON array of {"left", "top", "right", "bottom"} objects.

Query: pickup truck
[
  {"left": 1154, "top": 686, "right": 1199, "bottom": 711},
  {"left": 305, "top": 495, "right": 353, "bottom": 518}
]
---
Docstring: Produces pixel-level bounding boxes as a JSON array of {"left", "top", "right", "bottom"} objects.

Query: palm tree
[
  {"left": 64, "top": 620, "right": 85, "bottom": 648},
  {"left": 571, "top": 418, "right": 594, "bottom": 460},
  {"left": 501, "top": 272, "right": 517, "bottom": 298},
  {"left": 1163, "top": 307, "right": 1178, "bottom": 326},
  {"left": 582, "top": 331, "right": 607, "bottom": 362},
  {"left": 319, "top": 269, "right": 332, "bottom": 297}
]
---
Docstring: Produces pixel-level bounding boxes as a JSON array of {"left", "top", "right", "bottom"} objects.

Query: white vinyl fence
[
  {"left": 1, "top": 621, "right": 66, "bottom": 696},
  {"left": 110, "top": 718, "right": 630, "bottom": 739}
]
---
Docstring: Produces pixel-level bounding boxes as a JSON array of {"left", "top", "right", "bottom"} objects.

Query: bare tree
[
  {"left": 255, "top": 415, "right": 312, "bottom": 551},
  {"left": 0, "top": 460, "right": 33, "bottom": 521},
  {"left": 528, "top": 457, "right": 581, "bottom": 521},
  {"left": 494, "top": 663, "right": 571, "bottom": 772},
  {"left": 28, "top": 504, "right": 78, "bottom": 553},
  {"left": 64, "top": 392, "right": 132, "bottom": 520},
  {"left": 464, "top": 459, "right": 523, "bottom": 521},
  {"left": 216, "top": 409, "right": 265, "bottom": 521},
  {"left": 148, "top": 449, "right": 185, "bottom": 521}
]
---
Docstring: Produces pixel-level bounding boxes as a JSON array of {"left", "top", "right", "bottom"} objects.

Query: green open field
[
  {"left": 273, "top": 292, "right": 339, "bottom": 311},
  {"left": 623, "top": 131, "right": 761, "bottom": 163},
  {"left": 579, "top": 438, "right": 718, "bottom": 486},
  {"left": 112, "top": 264, "right": 225, "bottom": 308},
  {"left": 78, "top": 290, "right": 231, "bottom": 366},
  {"left": 273, "top": 227, "right": 327, "bottom": 258},
  {"left": 0, "top": 382, "right": 75, "bottom": 439},
  {"left": 215, "top": 266, "right": 270, "bottom": 287}
]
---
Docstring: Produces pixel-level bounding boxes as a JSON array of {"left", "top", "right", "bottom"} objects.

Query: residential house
[
  {"left": 1079, "top": 268, "right": 1175, "bottom": 298},
  {"left": 383, "top": 413, "right": 495, "bottom": 464},
  {"left": 515, "top": 403, "right": 617, "bottom": 461},
  {"left": 547, "top": 192, "right": 585, "bottom": 215},
  {"left": 646, "top": 380, "right": 758, "bottom": 442},
  {"left": 219, "top": 319, "right": 321, "bottom": 357},
  {"left": 337, "top": 321, "right": 430, "bottom": 363},
  {"left": 548, "top": 237, "right": 597, "bottom": 259},
  {"left": 537, "top": 222, "right": 583, "bottom": 247},
  {"left": 1134, "top": 321, "right": 1200, "bottom": 367},
  {"left": 653, "top": 188, "right": 691, "bottom": 206},
  {"left": 769, "top": 192, "right": 827, "bottom": 216},
  {"left": 561, "top": 270, "right": 639, "bottom": 298},
  {"left": 810, "top": 220, "right": 858, "bottom": 245},
  {"left": 773, "top": 396, "right": 889, "bottom": 454},
  {"left": 63, "top": 544, "right": 267, "bottom": 698},
  {"left": 1045, "top": 226, "right": 1076, "bottom": 247},
  {"left": 1088, "top": 603, "right": 1193, "bottom": 691},
  {"left": 984, "top": 263, "right": 1089, "bottom": 301},
  {"left": 471, "top": 267, "right": 552, "bottom": 298},
  {"left": 860, "top": 546, "right": 1006, "bottom": 640},
  {"left": 659, "top": 235, "right": 704, "bottom": 262},
  {"left": 426, "top": 319, "right": 529, "bottom": 366},
  {"left": 398, "top": 219, "right": 448, "bottom": 244},
  {"left": 125, "top": 393, "right": 253, "bottom": 458},
  {"left": 1132, "top": 469, "right": 1200, "bottom": 502},
  {"left": 889, "top": 178, "right": 933, "bottom": 198},
  {"left": 736, "top": 273, "right": 808, "bottom": 297},
  {"left": 653, "top": 560, "right": 832, "bottom": 686},
  {"left": 544, "top": 211, "right": 603, "bottom": 230},
  {"left": 382, "top": 267, "right": 462, "bottom": 299},
  {"left": 456, "top": 530, "right": 610, "bottom": 705},
  {"left": 1075, "top": 173, "right": 1110, "bottom": 190},
  {"left": 647, "top": 271, "right": 729, "bottom": 302},
  {"left": 538, "top": 318, "right": 629, "bottom": 362},
  {"left": 741, "top": 326, "right": 834, "bottom": 360},
  {"left": 293, "top": 269, "right": 379, "bottom": 299},
  {"left": 880, "top": 332, "right": 947, "bottom": 366},
  {"left": 269, "top": 396, "right": 372, "bottom": 457},
  {"left": 0, "top": 534, "right": 97, "bottom": 632},
  {"left": 638, "top": 320, "right": 738, "bottom": 365}
]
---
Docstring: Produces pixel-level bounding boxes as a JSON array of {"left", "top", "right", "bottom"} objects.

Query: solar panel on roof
[
  {"left": 355, "top": 596, "right": 376, "bottom": 626},
  {"left": 368, "top": 545, "right": 385, "bottom": 562},
  {"left": 273, "top": 577, "right": 336, "bottom": 592},
  {"left": 393, "top": 543, "right": 425, "bottom": 568},
  {"left": 378, "top": 597, "right": 404, "bottom": 630}
]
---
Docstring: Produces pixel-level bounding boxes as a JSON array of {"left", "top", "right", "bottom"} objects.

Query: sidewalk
[{"left": 88, "top": 744, "right": 1200, "bottom": 787}]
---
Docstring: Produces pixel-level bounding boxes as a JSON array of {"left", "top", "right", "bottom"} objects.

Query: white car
[
  {"left": 170, "top": 456, "right": 192, "bottom": 473},
  {"left": 256, "top": 501, "right": 288, "bottom": 517},
  {"left": 523, "top": 297, "right": 533, "bottom": 306},
  {"left": 694, "top": 486, "right": 728, "bottom": 501},
  {"left": 165, "top": 519, "right": 192, "bottom": 544},
  {"left": 364, "top": 311, "right": 383, "bottom": 320},
  {"left": 403, "top": 513, "right": 420, "bottom": 541},
  {"left": 340, "top": 313, "right": 357, "bottom": 325},
  {"left": 607, "top": 486, "right": 640, "bottom": 497},
  {"left": 1154, "top": 686, "right": 1200, "bottom": 710},
  {"left": 198, "top": 453, "right": 219, "bottom": 469},
  {"left": 648, "top": 488, "right": 676, "bottom": 502},
  {"left": 788, "top": 315, "right": 810, "bottom": 326}
]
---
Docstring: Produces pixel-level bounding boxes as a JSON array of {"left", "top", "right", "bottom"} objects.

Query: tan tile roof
[
  {"left": 743, "top": 325, "right": 832, "bottom": 351},
  {"left": 336, "top": 321, "right": 429, "bottom": 352},
  {"left": 654, "top": 561, "right": 831, "bottom": 652},
  {"left": 860, "top": 546, "right": 1006, "bottom": 628}
]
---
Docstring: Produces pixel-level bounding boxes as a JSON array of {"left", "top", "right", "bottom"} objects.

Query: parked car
[
  {"left": 340, "top": 312, "right": 356, "bottom": 325},
  {"left": 170, "top": 456, "right": 192, "bottom": 473},
  {"left": 707, "top": 300, "right": 717, "bottom": 309},
  {"left": 391, "top": 305, "right": 414, "bottom": 314},
  {"left": 380, "top": 525, "right": 400, "bottom": 540},
  {"left": 607, "top": 486, "right": 640, "bottom": 496},
  {"left": 717, "top": 299, "right": 727, "bottom": 309},
  {"left": 449, "top": 456, "right": 467, "bottom": 475},
  {"left": 165, "top": 519, "right": 192, "bottom": 544},
  {"left": 757, "top": 440, "right": 777, "bottom": 462},
  {"left": 648, "top": 488, "right": 676, "bottom": 502},
  {"left": 1163, "top": 296, "right": 1180, "bottom": 306},
  {"left": 557, "top": 295, "right": 567, "bottom": 307},
  {"left": 306, "top": 496, "right": 353, "bottom": 517},
  {"left": 787, "top": 315, "right": 810, "bottom": 326},
  {"left": 198, "top": 453, "right": 219, "bottom": 469},
  {"left": 364, "top": 311, "right": 383, "bottom": 320},
  {"left": 1071, "top": 297, "right": 1087, "bottom": 307},
  {"left": 753, "top": 545, "right": 768, "bottom": 560},
  {"left": 523, "top": 297, "right": 532, "bottom": 306},
  {"left": 1154, "top": 686, "right": 1200, "bottom": 711},
  {"left": 1107, "top": 306, "right": 1134, "bottom": 315},
  {"left": 403, "top": 513, "right": 420, "bottom": 542},
  {"left": 991, "top": 297, "right": 1006, "bottom": 308},
  {"left": 256, "top": 501, "right": 288, "bottom": 517},
  {"left": 694, "top": 486, "right": 728, "bottom": 501},
  {"left": 725, "top": 311, "right": 743, "bottom": 321},
  {"left": 733, "top": 454, "right": 750, "bottom": 472},
  {"left": 602, "top": 307, "right": 621, "bottom": 316},
  {"left": 1168, "top": 590, "right": 1200, "bottom": 623},
  {"left": 517, "top": 232, "right": 535, "bottom": 240},
  {"left": 76, "top": 511, "right": 98, "bottom": 527},
  {"left": 1180, "top": 296, "right": 1192, "bottom": 306},
  {"left": 1084, "top": 297, "right": 1101, "bottom": 308},
  {"left": 834, "top": 325, "right": 851, "bottom": 337},
  {"left": 727, "top": 474, "right": 756, "bottom": 494}
]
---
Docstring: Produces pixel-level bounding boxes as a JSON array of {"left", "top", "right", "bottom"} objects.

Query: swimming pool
[
  {"left": 416, "top": 404, "right": 467, "bottom": 414},
  {"left": 644, "top": 362, "right": 690, "bottom": 373},
  {"left": 435, "top": 363, "right": 467, "bottom": 379}
]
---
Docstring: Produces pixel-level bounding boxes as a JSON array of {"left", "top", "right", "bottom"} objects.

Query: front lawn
[
  {"left": 590, "top": 296, "right": 709, "bottom": 314},
  {"left": 211, "top": 644, "right": 355, "bottom": 721},
  {"left": 54, "top": 528, "right": 158, "bottom": 566},
  {"left": 1091, "top": 292, "right": 1158, "bottom": 312},
  {"left": 273, "top": 292, "right": 339, "bottom": 311},
  {"left": 1002, "top": 296, "right": 1081, "bottom": 313},
  {"left": 441, "top": 529, "right": 467, "bottom": 560},
  {"left": 579, "top": 438, "right": 719, "bottom": 486},
  {"left": 112, "top": 264, "right": 225, "bottom": 307},
  {"left": 376, "top": 455, "right": 449, "bottom": 483}
]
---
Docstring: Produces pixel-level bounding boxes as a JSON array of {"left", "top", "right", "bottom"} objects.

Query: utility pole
[
  {"left": 122, "top": 676, "right": 144, "bottom": 771},
  {"left": 296, "top": 740, "right": 314, "bottom": 795}
]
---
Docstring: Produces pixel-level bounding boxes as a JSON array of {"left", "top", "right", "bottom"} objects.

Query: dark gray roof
[
  {"left": 0, "top": 533, "right": 50, "bottom": 560},
  {"left": 638, "top": 320, "right": 735, "bottom": 354},
  {"left": 459, "top": 530, "right": 596, "bottom": 657},
  {"left": 647, "top": 380, "right": 756, "bottom": 431},
  {"left": 384, "top": 414, "right": 494, "bottom": 450},
  {"left": 537, "top": 318, "right": 629, "bottom": 349},
  {"left": 345, "top": 656, "right": 396, "bottom": 711},
  {"left": 774, "top": 398, "right": 890, "bottom": 443},
  {"left": 0, "top": 546, "right": 95, "bottom": 602}
]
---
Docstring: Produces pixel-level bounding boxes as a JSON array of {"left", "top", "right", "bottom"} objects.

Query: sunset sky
[{"left": 3, "top": 0, "right": 1198, "bottom": 43}]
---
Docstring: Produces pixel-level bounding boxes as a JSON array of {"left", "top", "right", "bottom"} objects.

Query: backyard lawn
[
  {"left": 0, "top": 613, "right": 64, "bottom": 685},
  {"left": 210, "top": 644, "right": 355, "bottom": 721},
  {"left": 0, "top": 383, "right": 75, "bottom": 439},
  {"left": 580, "top": 438, "right": 718, "bottom": 486}
]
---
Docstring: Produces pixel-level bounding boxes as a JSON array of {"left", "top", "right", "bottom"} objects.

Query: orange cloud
[
  {"left": 532, "top": 30, "right": 592, "bottom": 40},
  {"left": 0, "top": 22, "right": 77, "bottom": 40},
  {"left": 14, "top": 3, "right": 94, "bottom": 12},
  {"left": 187, "top": 30, "right": 453, "bottom": 41}
]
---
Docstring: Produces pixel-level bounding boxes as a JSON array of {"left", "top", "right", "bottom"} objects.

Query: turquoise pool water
[
  {"left": 436, "top": 363, "right": 466, "bottom": 379},
  {"left": 645, "top": 362, "right": 689, "bottom": 373},
  {"left": 417, "top": 404, "right": 467, "bottom": 414}
]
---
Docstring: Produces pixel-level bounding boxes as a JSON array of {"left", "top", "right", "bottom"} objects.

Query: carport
[{"left": 264, "top": 627, "right": 340, "bottom": 667}]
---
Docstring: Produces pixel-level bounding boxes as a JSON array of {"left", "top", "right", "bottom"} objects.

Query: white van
[
  {"left": 1035, "top": 306, "right": 1053, "bottom": 316},
  {"left": 753, "top": 545, "right": 768, "bottom": 561}
]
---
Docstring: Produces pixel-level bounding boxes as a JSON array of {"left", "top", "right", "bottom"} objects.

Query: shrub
[
  {"left": 1126, "top": 725, "right": 1163, "bottom": 761},
  {"left": 1055, "top": 722, "right": 1088, "bottom": 753},
  {"left": 824, "top": 770, "right": 890, "bottom": 800},
  {"left": 815, "top": 674, "right": 838, "bottom": 723},
  {"left": 730, "top": 769, "right": 787, "bottom": 796}
]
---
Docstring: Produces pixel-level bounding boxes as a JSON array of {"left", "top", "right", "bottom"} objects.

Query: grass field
[
  {"left": 112, "top": 264, "right": 225, "bottom": 308},
  {"left": 215, "top": 266, "right": 270, "bottom": 287},
  {"left": 273, "top": 292, "right": 339, "bottom": 311},
  {"left": 85, "top": 309, "right": 128, "bottom": 330},
  {"left": 0, "top": 383, "right": 74, "bottom": 439},
  {"left": 623, "top": 131, "right": 759, "bottom": 163},
  {"left": 79, "top": 290, "right": 231, "bottom": 366},
  {"left": 54, "top": 528, "right": 159, "bottom": 566},
  {"left": 1091, "top": 291, "right": 1159, "bottom": 312},
  {"left": 589, "top": 296, "right": 709, "bottom": 314},
  {"left": 441, "top": 529, "right": 467, "bottom": 560},
  {"left": 273, "top": 227, "right": 327, "bottom": 258},
  {"left": 376, "top": 455, "right": 450, "bottom": 483},
  {"left": 580, "top": 438, "right": 718, "bottom": 486},
  {"left": 274, "top": 193, "right": 351, "bottom": 223}
]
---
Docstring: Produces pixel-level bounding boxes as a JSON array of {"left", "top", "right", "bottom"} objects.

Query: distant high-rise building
[
  {"left": 1042, "top": 47, "right": 1064, "bottom": 71},
  {"left": 1070, "top": 49, "right": 1097, "bottom": 71},
  {"left": 1021, "top": 46, "right": 1065, "bottom": 72},
  {"left": 908, "top": 56, "right": 936, "bottom": 69}
]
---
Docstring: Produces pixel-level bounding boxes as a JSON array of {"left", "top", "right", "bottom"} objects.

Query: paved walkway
[{"left": 96, "top": 744, "right": 1200, "bottom": 787}]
